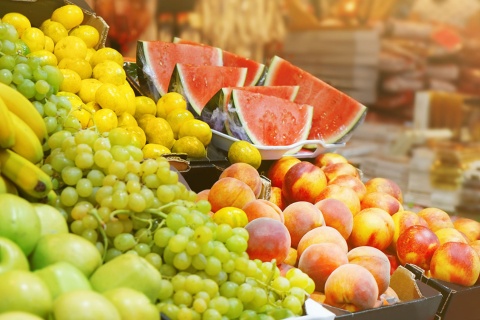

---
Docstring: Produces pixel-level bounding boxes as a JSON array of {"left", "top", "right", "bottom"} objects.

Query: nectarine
[
  {"left": 314, "top": 184, "right": 361, "bottom": 216},
  {"left": 349, "top": 208, "right": 394, "bottom": 251},
  {"left": 417, "top": 207, "right": 454, "bottom": 232},
  {"left": 314, "top": 198, "right": 353, "bottom": 240},
  {"left": 282, "top": 161, "right": 327, "bottom": 204},
  {"left": 219, "top": 162, "right": 263, "bottom": 198},
  {"left": 313, "top": 152, "right": 348, "bottom": 169},
  {"left": 329, "top": 174, "right": 367, "bottom": 201},
  {"left": 297, "top": 226, "right": 349, "bottom": 259},
  {"left": 208, "top": 177, "right": 256, "bottom": 212},
  {"left": 242, "top": 199, "right": 284, "bottom": 223},
  {"left": 267, "top": 156, "right": 301, "bottom": 188},
  {"left": 360, "top": 192, "right": 403, "bottom": 215},
  {"left": 283, "top": 201, "right": 325, "bottom": 248},
  {"left": 364, "top": 177, "right": 403, "bottom": 203},
  {"left": 396, "top": 225, "right": 440, "bottom": 271}
]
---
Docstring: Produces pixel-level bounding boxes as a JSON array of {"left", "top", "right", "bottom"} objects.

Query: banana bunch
[{"left": 0, "top": 82, "right": 52, "bottom": 199}]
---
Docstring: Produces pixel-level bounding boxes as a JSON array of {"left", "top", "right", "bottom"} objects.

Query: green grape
[
  {"left": 61, "top": 166, "right": 83, "bottom": 186},
  {"left": 125, "top": 145, "right": 143, "bottom": 161},
  {"left": 202, "top": 309, "right": 222, "bottom": 320},
  {"left": 193, "top": 225, "right": 213, "bottom": 244},
  {"left": 158, "top": 278, "right": 174, "bottom": 300},
  {"left": 76, "top": 143, "right": 93, "bottom": 154},
  {"left": 127, "top": 192, "right": 146, "bottom": 212},
  {"left": 44, "top": 100, "right": 57, "bottom": 117},
  {"left": 14, "top": 63, "right": 32, "bottom": 79},
  {"left": 43, "top": 65, "right": 63, "bottom": 92},
  {"left": 104, "top": 247, "right": 122, "bottom": 262},
  {"left": 154, "top": 227, "right": 175, "bottom": 248},
  {"left": 35, "top": 79, "right": 50, "bottom": 95},
  {"left": 17, "top": 78, "right": 35, "bottom": 99},
  {"left": 168, "top": 234, "right": 188, "bottom": 253},
  {"left": 208, "top": 296, "right": 229, "bottom": 315},
  {"left": 93, "top": 137, "right": 111, "bottom": 151},
  {"left": 3, "top": 23, "right": 19, "bottom": 41},
  {"left": 0, "top": 55, "right": 15, "bottom": 70},
  {"left": 134, "top": 228, "right": 152, "bottom": 244},
  {"left": 86, "top": 169, "right": 105, "bottom": 187},
  {"left": 216, "top": 224, "right": 233, "bottom": 243},
  {"left": 192, "top": 253, "right": 207, "bottom": 270},
  {"left": 50, "top": 152, "right": 73, "bottom": 172},
  {"left": 2, "top": 40, "right": 16, "bottom": 55},
  {"left": 229, "top": 270, "right": 246, "bottom": 285},
  {"left": 108, "top": 127, "right": 131, "bottom": 146},
  {"left": 71, "top": 201, "right": 93, "bottom": 220},
  {"left": 75, "top": 129, "right": 98, "bottom": 146},
  {"left": 48, "top": 130, "right": 72, "bottom": 150},
  {"left": 213, "top": 244, "right": 230, "bottom": 263},
  {"left": 225, "top": 297, "right": 244, "bottom": 319},
  {"left": 108, "top": 161, "right": 128, "bottom": 179},
  {"left": 70, "top": 220, "right": 85, "bottom": 235},
  {"left": 193, "top": 298, "right": 208, "bottom": 314},
  {"left": 75, "top": 152, "right": 94, "bottom": 169},
  {"left": 0, "top": 69, "right": 12, "bottom": 84},
  {"left": 219, "top": 281, "right": 239, "bottom": 299},
  {"left": 143, "top": 173, "right": 160, "bottom": 189},
  {"left": 281, "top": 295, "right": 303, "bottom": 315},
  {"left": 173, "top": 251, "right": 192, "bottom": 270},
  {"left": 139, "top": 187, "right": 154, "bottom": 208},
  {"left": 195, "top": 199, "right": 212, "bottom": 215},
  {"left": 225, "top": 235, "right": 248, "bottom": 254},
  {"left": 105, "top": 219, "right": 124, "bottom": 238},
  {"left": 142, "top": 159, "right": 159, "bottom": 175},
  {"left": 33, "top": 67, "right": 48, "bottom": 81},
  {"left": 111, "top": 190, "right": 128, "bottom": 209},
  {"left": 110, "top": 145, "right": 130, "bottom": 162},
  {"left": 76, "top": 178, "right": 93, "bottom": 198},
  {"left": 94, "top": 150, "right": 113, "bottom": 168},
  {"left": 82, "top": 214, "right": 98, "bottom": 229},
  {"left": 171, "top": 273, "right": 186, "bottom": 291},
  {"left": 113, "top": 233, "right": 136, "bottom": 252},
  {"left": 60, "top": 186, "right": 79, "bottom": 207},
  {"left": 63, "top": 116, "right": 82, "bottom": 132},
  {"left": 144, "top": 252, "right": 162, "bottom": 270},
  {"left": 222, "top": 259, "right": 235, "bottom": 274},
  {"left": 205, "top": 256, "right": 222, "bottom": 276},
  {"left": 133, "top": 243, "right": 150, "bottom": 256},
  {"left": 81, "top": 228, "right": 98, "bottom": 244}
]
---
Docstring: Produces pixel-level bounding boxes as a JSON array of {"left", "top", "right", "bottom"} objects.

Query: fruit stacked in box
[{"left": 1, "top": 3, "right": 479, "bottom": 320}]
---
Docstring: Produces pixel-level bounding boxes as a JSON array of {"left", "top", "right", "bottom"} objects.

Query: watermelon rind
[
  {"left": 264, "top": 55, "right": 368, "bottom": 144},
  {"left": 168, "top": 64, "right": 247, "bottom": 117},
  {"left": 226, "top": 89, "right": 314, "bottom": 154},
  {"left": 173, "top": 37, "right": 267, "bottom": 86},
  {"left": 201, "top": 85, "right": 300, "bottom": 133},
  {"left": 136, "top": 40, "right": 223, "bottom": 101}
]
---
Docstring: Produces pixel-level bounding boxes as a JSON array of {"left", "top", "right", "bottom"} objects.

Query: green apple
[
  {"left": 32, "top": 203, "right": 68, "bottom": 236},
  {"left": 0, "top": 236, "right": 29, "bottom": 274},
  {"left": 0, "top": 270, "right": 52, "bottom": 318},
  {"left": 0, "top": 311, "right": 44, "bottom": 320},
  {"left": 52, "top": 290, "right": 121, "bottom": 320},
  {"left": 34, "top": 261, "right": 92, "bottom": 299},
  {"left": 90, "top": 253, "right": 162, "bottom": 303},
  {"left": 0, "top": 194, "right": 41, "bottom": 255},
  {"left": 103, "top": 287, "right": 160, "bottom": 320},
  {"left": 30, "top": 233, "right": 102, "bottom": 277}
]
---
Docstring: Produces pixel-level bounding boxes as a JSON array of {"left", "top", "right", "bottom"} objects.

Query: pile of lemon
[{"left": 3, "top": 5, "right": 212, "bottom": 159}]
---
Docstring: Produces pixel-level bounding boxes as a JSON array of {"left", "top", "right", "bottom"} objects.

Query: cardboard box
[
  {"left": 0, "top": 0, "right": 109, "bottom": 49},
  {"left": 406, "top": 263, "right": 480, "bottom": 320},
  {"left": 324, "top": 265, "right": 443, "bottom": 320}
]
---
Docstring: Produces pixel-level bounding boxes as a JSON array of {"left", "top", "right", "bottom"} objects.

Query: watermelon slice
[
  {"left": 202, "top": 85, "right": 300, "bottom": 132},
  {"left": 136, "top": 40, "right": 223, "bottom": 100},
  {"left": 173, "top": 37, "right": 266, "bottom": 86},
  {"left": 168, "top": 64, "right": 247, "bottom": 117},
  {"left": 264, "top": 56, "right": 367, "bottom": 144},
  {"left": 226, "top": 89, "right": 314, "bottom": 153}
]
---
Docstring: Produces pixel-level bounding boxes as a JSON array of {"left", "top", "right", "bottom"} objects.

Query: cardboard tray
[
  {"left": 406, "top": 263, "right": 480, "bottom": 320},
  {"left": 323, "top": 266, "right": 443, "bottom": 320}
]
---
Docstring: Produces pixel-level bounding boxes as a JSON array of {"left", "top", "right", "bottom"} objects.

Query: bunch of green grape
[{"left": 43, "top": 126, "right": 316, "bottom": 318}]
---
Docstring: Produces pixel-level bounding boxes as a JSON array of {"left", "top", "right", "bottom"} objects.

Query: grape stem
[{"left": 88, "top": 208, "right": 109, "bottom": 261}]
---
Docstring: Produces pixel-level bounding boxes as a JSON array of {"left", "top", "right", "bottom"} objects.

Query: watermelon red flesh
[
  {"left": 201, "top": 85, "right": 300, "bottom": 132},
  {"left": 169, "top": 64, "right": 247, "bottom": 117},
  {"left": 136, "top": 40, "right": 223, "bottom": 100},
  {"left": 264, "top": 55, "right": 367, "bottom": 144},
  {"left": 173, "top": 37, "right": 266, "bottom": 86},
  {"left": 227, "top": 89, "right": 314, "bottom": 148}
]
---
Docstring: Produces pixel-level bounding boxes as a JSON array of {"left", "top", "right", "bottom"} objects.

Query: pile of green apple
[{"left": 0, "top": 193, "right": 160, "bottom": 320}]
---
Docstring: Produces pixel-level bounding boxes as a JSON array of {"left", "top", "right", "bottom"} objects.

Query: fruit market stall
[{"left": 1, "top": 1, "right": 480, "bottom": 320}]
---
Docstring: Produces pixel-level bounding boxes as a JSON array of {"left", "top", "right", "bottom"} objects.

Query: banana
[
  {"left": 0, "top": 82, "right": 48, "bottom": 143},
  {"left": 0, "top": 96, "right": 15, "bottom": 148},
  {"left": 0, "top": 148, "right": 52, "bottom": 199},
  {"left": 8, "top": 111, "right": 44, "bottom": 164},
  {"left": 0, "top": 174, "right": 18, "bottom": 195}
]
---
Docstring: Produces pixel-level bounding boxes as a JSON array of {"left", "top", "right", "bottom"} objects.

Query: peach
[
  {"left": 347, "top": 246, "right": 391, "bottom": 295},
  {"left": 430, "top": 242, "right": 480, "bottom": 286},
  {"left": 219, "top": 162, "right": 263, "bottom": 198},
  {"left": 453, "top": 217, "right": 480, "bottom": 242},
  {"left": 384, "top": 251, "right": 400, "bottom": 275},
  {"left": 314, "top": 184, "right": 361, "bottom": 216},
  {"left": 283, "top": 201, "right": 325, "bottom": 248},
  {"left": 391, "top": 210, "right": 428, "bottom": 250},
  {"left": 434, "top": 227, "right": 468, "bottom": 245},
  {"left": 298, "top": 243, "right": 349, "bottom": 292},
  {"left": 324, "top": 264, "right": 379, "bottom": 312},
  {"left": 396, "top": 225, "right": 440, "bottom": 271},
  {"left": 297, "top": 226, "right": 348, "bottom": 259},
  {"left": 282, "top": 161, "right": 327, "bottom": 204},
  {"left": 349, "top": 208, "right": 394, "bottom": 251},
  {"left": 268, "top": 186, "right": 287, "bottom": 211},
  {"left": 364, "top": 177, "right": 403, "bottom": 203},
  {"left": 360, "top": 192, "right": 403, "bottom": 215},
  {"left": 284, "top": 247, "right": 298, "bottom": 266},
  {"left": 417, "top": 207, "right": 454, "bottom": 232},
  {"left": 242, "top": 199, "right": 284, "bottom": 223},
  {"left": 267, "top": 156, "right": 301, "bottom": 188},
  {"left": 322, "top": 162, "right": 359, "bottom": 182},
  {"left": 328, "top": 174, "right": 367, "bottom": 201},
  {"left": 310, "top": 291, "right": 327, "bottom": 304},
  {"left": 314, "top": 198, "right": 353, "bottom": 240},
  {"left": 208, "top": 177, "right": 256, "bottom": 212},
  {"left": 245, "top": 217, "right": 291, "bottom": 264},
  {"left": 196, "top": 189, "right": 210, "bottom": 202},
  {"left": 313, "top": 152, "right": 348, "bottom": 169}
]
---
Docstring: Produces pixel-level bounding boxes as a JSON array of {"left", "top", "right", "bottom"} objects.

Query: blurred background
[{"left": 85, "top": 0, "right": 480, "bottom": 216}]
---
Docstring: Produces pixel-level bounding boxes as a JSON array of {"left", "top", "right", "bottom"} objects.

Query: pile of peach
[{"left": 197, "top": 153, "right": 480, "bottom": 312}]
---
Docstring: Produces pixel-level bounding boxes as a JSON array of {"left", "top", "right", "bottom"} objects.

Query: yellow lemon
[
  {"left": 84, "top": 101, "right": 101, "bottom": 113},
  {"left": 157, "top": 92, "right": 187, "bottom": 116},
  {"left": 44, "top": 36, "right": 55, "bottom": 52},
  {"left": 78, "top": 78, "right": 102, "bottom": 103},
  {"left": 171, "top": 136, "right": 206, "bottom": 158},
  {"left": 166, "top": 108, "right": 194, "bottom": 139},
  {"left": 40, "top": 19, "right": 68, "bottom": 44},
  {"left": 21, "top": 27, "right": 45, "bottom": 52},
  {"left": 213, "top": 207, "right": 249, "bottom": 227},
  {"left": 93, "top": 108, "right": 118, "bottom": 133},
  {"left": 85, "top": 48, "right": 96, "bottom": 62},
  {"left": 27, "top": 50, "right": 58, "bottom": 66},
  {"left": 95, "top": 83, "right": 127, "bottom": 115},
  {"left": 89, "top": 47, "right": 124, "bottom": 68},
  {"left": 70, "top": 105, "right": 92, "bottom": 129},
  {"left": 2, "top": 12, "right": 31, "bottom": 37},
  {"left": 227, "top": 140, "right": 262, "bottom": 169},
  {"left": 58, "top": 57, "right": 92, "bottom": 79},
  {"left": 54, "top": 35, "right": 87, "bottom": 61},
  {"left": 142, "top": 143, "right": 171, "bottom": 159},
  {"left": 143, "top": 117, "right": 175, "bottom": 149},
  {"left": 92, "top": 60, "right": 126, "bottom": 85},
  {"left": 177, "top": 119, "right": 212, "bottom": 146},
  {"left": 117, "top": 112, "right": 138, "bottom": 127},
  {"left": 57, "top": 91, "right": 83, "bottom": 109},
  {"left": 51, "top": 4, "right": 84, "bottom": 30},
  {"left": 137, "top": 114, "right": 156, "bottom": 131},
  {"left": 118, "top": 83, "right": 136, "bottom": 115},
  {"left": 134, "top": 96, "right": 157, "bottom": 119},
  {"left": 126, "top": 126, "right": 147, "bottom": 149},
  {"left": 69, "top": 25, "right": 100, "bottom": 48},
  {"left": 59, "top": 68, "right": 82, "bottom": 93}
]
